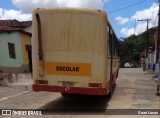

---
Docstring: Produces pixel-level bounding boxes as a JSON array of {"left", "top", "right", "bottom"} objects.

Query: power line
[{"left": 109, "top": 0, "right": 146, "bottom": 14}]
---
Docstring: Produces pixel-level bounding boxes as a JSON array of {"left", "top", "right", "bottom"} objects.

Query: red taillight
[
  {"left": 35, "top": 80, "right": 48, "bottom": 84},
  {"left": 89, "top": 83, "right": 102, "bottom": 88}
]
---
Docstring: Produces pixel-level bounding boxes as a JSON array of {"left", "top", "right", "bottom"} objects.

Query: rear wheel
[
  {"left": 108, "top": 82, "right": 116, "bottom": 98},
  {"left": 116, "top": 69, "right": 119, "bottom": 78},
  {"left": 107, "top": 89, "right": 113, "bottom": 98},
  {"left": 61, "top": 93, "right": 76, "bottom": 97},
  {"left": 61, "top": 93, "right": 70, "bottom": 97}
]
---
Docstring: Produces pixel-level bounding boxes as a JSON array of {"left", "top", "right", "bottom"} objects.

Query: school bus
[{"left": 32, "top": 8, "right": 119, "bottom": 97}]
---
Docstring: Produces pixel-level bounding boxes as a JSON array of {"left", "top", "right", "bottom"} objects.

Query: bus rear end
[{"left": 32, "top": 8, "right": 109, "bottom": 96}]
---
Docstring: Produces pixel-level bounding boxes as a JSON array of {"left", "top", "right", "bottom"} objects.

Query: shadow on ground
[{"left": 37, "top": 87, "right": 117, "bottom": 115}]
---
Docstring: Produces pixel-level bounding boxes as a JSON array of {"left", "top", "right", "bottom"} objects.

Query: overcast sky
[{"left": 0, "top": 0, "right": 159, "bottom": 38}]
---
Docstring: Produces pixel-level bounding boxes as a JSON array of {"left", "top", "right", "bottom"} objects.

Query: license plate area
[{"left": 62, "top": 82, "right": 74, "bottom": 87}]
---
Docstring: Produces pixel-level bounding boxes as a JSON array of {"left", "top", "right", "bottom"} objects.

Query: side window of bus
[
  {"left": 108, "top": 27, "right": 112, "bottom": 57},
  {"left": 113, "top": 34, "right": 119, "bottom": 58},
  {"left": 113, "top": 35, "right": 115, "bottom": 57},
  {"left": 107, "top": 26, "right": 119, "bottom": 58},
  {"left": 107, "top": 26, "right": 110, "bottom": 56},
  {"left": 115, "top": 36, "right": 119, "bottom": 57},
  {"left": 115, "top": 39, "right": 117, "bottom": 57},
  {"left": 117, "top": 40, "right": 120, "bottom": 57},
  {"left": 115, "top": 39, "right": 119, "bottom": 57}
]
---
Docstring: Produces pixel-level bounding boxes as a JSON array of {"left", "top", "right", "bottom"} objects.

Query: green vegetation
[{"left": 119, "top": 31, "right": 154, "bottom": 67}]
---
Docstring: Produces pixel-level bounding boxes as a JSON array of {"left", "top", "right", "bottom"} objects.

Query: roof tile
[
  {"left": 0, "top": 19, "right": 32, "bottom": 28},
  {"left": 0, "top": 20, "right": 32, "bottom": 32},
  {"left": 0, "top": 20, "right": 32, "bottom": 36}
]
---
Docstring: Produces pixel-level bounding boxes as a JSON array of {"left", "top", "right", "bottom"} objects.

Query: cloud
[
  {"left": 12, "top": 0, "right": 107, "bottom": 13},
  {"left": 0, "top": 8, "right": 31, "bottom": 21},
  {"left": 115, "top": 16, "right": 129, "bottom": 25},
  {"left": 120, "top": 22, "right": 148, "bottom": 37},
  {"left": 121, "top": 28, "right": 134, "bottom": 37},
  {"left": 0, "top": 0, "right": 108, "bottom": 21},
  {"left": 120, "top": 3, "right": 159, "bottom": 37},
  {"left": 131, "top": 3, "right": 158, "bottom": 21}
]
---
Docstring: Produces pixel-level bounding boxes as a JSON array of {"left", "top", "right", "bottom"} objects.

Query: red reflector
[
  {"left": 36, "top": 80, "right": 48, "bottom": 84},
  {"left": 89, "top": 83, "right": 102, "bottom": 88}
]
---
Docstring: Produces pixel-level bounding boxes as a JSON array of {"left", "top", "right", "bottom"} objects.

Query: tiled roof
[
  {"left": 0, "top": 26, "right": 31, "bottom": 36},
  {"left": 0, "top": 26, "right": 20, "bottom": 31},
  {"left": 0, "top": 19, "right": 32, "bottom": 28},
  {"left": 0, "top": 19, "right": 32, "bottom": 36}
]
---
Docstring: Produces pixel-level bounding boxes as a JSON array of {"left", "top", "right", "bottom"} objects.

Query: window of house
[
  {"left": 8, "top": 42, "right": 16, "bottom": 59},
  {"left": 25, "top": 45, "right": 31, "bottom": 51}
]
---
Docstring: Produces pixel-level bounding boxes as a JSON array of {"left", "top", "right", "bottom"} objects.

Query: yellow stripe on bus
[{"left": 46, "top": 62, "right": 91, "bottom": 77}]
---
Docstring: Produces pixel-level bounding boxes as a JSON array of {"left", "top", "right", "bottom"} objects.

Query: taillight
[
  {"left": 89, "top": 83, "right": 102, "bottom": 88},
  {"left": 35, "top": 80, "right": 48, "bottom": 84}
]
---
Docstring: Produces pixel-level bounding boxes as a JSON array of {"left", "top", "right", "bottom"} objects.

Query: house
[
  {"left": 0, "top": 20, "right": 32, "bottom": 73},
  {"left": 145, "top": 26, "right": 160, "bottom": 70},
  {"left": 140, "top": 27, "right": 157, "bottom": 70}
]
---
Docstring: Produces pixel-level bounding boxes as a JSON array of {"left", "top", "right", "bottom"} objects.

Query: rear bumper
[{"left": 32, "top": 84, "right": 108, "bottom": 95}]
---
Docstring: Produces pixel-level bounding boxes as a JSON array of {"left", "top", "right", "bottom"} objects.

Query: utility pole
[
  {"left": 137, "top": 19, "right": 151, "bottom": 70},
  {"left": 155, "top": 1, "right": 160, "bottom": 96}
]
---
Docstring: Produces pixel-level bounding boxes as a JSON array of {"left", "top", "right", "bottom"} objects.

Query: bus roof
[
  {"left": 33, "top": 7, "right": 118, "bottom": 41},
  {"left": 33, "top": 7, "right": 107, "bottom": 16}
]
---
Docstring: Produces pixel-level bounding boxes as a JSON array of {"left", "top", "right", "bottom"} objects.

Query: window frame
[{"left": 8, "top": 42, "right": 16, "bottom": 59}]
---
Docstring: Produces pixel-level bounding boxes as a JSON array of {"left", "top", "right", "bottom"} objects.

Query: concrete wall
[{"left": 0, "top": 32, "right": 23, "bottom": 69}]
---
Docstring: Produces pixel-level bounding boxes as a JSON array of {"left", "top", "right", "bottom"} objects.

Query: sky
[{"left": 0, "top": 0, "right": 159, "bottom": 38}]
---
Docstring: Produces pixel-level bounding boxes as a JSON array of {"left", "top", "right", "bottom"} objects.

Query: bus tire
[
  {"left": 116, "top": 70, "right": 119, "bottom": 78},
  {"left": 108, "top": 82, "right": 116, "bottom": 98},
  {"left": 107, "top": 89, "right": 113, "bottom": 98},
  {"left": 61, "top": 93, "right": 70, "bottom": 97},
  {"left": 61, "top": 93, "right": 73, "bottom": 97}
]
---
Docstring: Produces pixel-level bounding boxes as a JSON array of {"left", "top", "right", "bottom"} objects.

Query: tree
[
  {"left": 133, "top": 52, "right": 140, "bottom": 63},
  {"left": 119, "top": 28, "right": 154, "bottom": 67}
]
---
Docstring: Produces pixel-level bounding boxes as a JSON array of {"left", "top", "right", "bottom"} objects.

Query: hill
[{"left": 119, "top": 28, "right": 155, "bottom": 67}]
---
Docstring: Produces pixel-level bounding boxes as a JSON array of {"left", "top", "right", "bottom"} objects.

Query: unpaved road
[{"left": 0, "top": 68, "right": 159, "bottom": 118}]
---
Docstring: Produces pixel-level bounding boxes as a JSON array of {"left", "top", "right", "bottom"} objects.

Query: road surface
[{"left": 0, "top": 68, "right": 159, "bottom": 118}]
